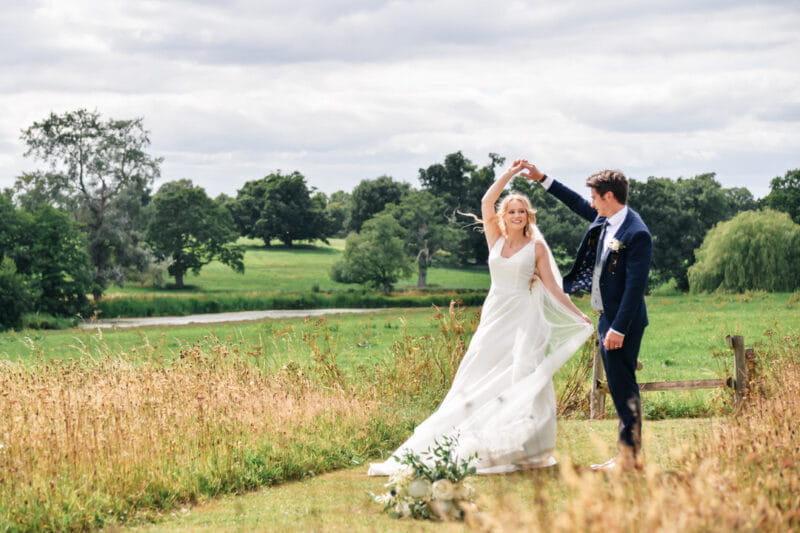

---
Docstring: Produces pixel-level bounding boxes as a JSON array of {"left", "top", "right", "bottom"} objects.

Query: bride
[{"left": 368, "top": 159, "right": 594, "bottom": 475}]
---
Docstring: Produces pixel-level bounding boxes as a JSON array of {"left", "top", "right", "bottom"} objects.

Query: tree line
[{"left": 1, "top": 109, "right": 799, "bottom": 329}]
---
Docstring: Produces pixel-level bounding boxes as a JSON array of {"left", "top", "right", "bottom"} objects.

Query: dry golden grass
[
  {"left": 469, "top": 333, "right": 800, "bottom": 533},
  {"left": 0, "top": 305, "right": 477, "bottom": 531},
  {"left": 0, "top": 351, "right": 373, "bottom": 530}
]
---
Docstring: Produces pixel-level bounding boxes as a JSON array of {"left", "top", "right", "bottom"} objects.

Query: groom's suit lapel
[
  {"left": 597, "top": 221, "right": 612, "bottom": 267},
  {"left": 600, "top": 210, "right": 636, "bottom": 278},
  {"left": 586, "top": 218, "right": 606, "bottom": 264}
]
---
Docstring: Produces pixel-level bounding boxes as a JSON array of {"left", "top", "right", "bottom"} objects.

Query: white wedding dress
[{"left": 368, "top": 231, "right": 594, "bottom": 475}]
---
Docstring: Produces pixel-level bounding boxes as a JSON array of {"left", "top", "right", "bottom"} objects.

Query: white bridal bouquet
[{"left": 372, "top": 435, "right": 478, "bottom": 521}]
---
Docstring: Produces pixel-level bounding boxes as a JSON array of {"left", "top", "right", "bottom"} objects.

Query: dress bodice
[{"left": 488, "top": 237, "right": 536, "bottom": 292}]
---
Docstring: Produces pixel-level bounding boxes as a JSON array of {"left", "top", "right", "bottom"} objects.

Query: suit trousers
[{"left": 598, "top": 313, "right": 644, "bottom": 452}]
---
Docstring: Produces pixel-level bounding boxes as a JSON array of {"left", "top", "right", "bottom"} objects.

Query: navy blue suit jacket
[{"left": 547, "top": 179, "right": 652, "bottom": 336}]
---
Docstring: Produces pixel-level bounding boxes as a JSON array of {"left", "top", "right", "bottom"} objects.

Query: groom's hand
[
  {"left": 520, "top": 162, "right": 546, "bottom": 182},
  {"left": 603, "top": 330, "right": 625, "bottom": 351}
]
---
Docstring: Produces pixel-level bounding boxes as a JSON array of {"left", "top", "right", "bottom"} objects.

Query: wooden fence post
[
  {"left": 728, "top": 334, "right": 748, "bottom": 408},
  {"left": 590, "top": 337, "right": 606, "bottom": 419}
]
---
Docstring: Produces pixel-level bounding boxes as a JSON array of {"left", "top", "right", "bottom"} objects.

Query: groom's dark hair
[{"left": 586, "top": 170, "right": 628, "bottom": 205}]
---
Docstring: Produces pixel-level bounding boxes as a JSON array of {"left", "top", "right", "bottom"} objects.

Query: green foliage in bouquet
[{"left": 372, "top": 435, "right": 478, "bottom": 521}]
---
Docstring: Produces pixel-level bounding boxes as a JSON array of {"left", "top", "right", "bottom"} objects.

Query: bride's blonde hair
[{"left": 496, "top": 193, "right": 537, "bottom": 238}]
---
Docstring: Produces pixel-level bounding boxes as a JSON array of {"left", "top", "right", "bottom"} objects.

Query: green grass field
[
  {"left": 1, "top": 308, "right": 442, "bottom": 368},
  {"left": 5, "top": 291, "right": 800, "bottom": 419},
  {"left": 7, "top": 293, "right": 800, "bottom": 372},
  {"left": 96, "top": 238, "right": 491, "bottom": 318},
  {"left": 109, "top": 238, "right": 491, "bottom": 296},
  {"left": 6, "top": 293, "right": 800, "bottom": 378}
]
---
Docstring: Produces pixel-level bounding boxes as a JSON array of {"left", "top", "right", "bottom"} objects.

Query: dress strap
[{"left": 491, "top": 236, "right": 505, "bottom": 253}]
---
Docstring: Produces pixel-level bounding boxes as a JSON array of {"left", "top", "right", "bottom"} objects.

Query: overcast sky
[{"left": 1, "top": 0, "right": 798, "bottom": 201}]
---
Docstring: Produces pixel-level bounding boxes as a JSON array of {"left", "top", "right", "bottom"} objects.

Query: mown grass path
[{"left": 127, "top": 418, "right": 711, "bottom": 532}]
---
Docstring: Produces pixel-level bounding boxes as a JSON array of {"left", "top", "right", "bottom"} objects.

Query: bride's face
[{"left": 503, "top": 200, "right": 529, "bottom": 233}]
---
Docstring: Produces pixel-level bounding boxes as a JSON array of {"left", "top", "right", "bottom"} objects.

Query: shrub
[
  {"left": 650, "top": 278, "right": 682, "bottom": 296},
  {"left": 0, "top": 257, "right": 36, "bottom": 330}
]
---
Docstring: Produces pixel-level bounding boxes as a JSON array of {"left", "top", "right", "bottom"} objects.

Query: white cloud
[{"left": 1, "top": 0, "right": 797, "bottom": 203}]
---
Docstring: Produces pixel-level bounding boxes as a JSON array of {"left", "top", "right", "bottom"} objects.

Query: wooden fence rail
[{"left": 589, "top": 334, "right": 754, "bottom": 419}]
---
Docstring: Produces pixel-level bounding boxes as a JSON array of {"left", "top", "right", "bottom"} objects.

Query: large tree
[
  {"left": 0, "top": 195, "right": 34, "bottom": 329},
  {"left": 688, "top": 209, "right": 800, "bottom": 293},
  {"left": 16, "top": 109, "right": 162, "bottom": 297},
  {"left": 347, "top": 175, "right": 411, "bottom": 233},
  {"left": 761, "top": 169, "right": 800, "bottom": 224},
  {"left": 230, "top": 171, "right": 330, "bottom": 247},
  {"left": 325, "top": 190, "right": 351, "bottom": 238},
  {"left": 419, "top": 152, "right": 505, "bottom": 265},
  {"left": 628, "top": 173, "right": 753, "bottom": 290},
  {"left": 12, "top": 205, "right": 94, "bottom": 317},
  {"left": 0, "top": 194, "right": 93, "bottom": 326},
  {"left": 146, "top": 180, "right": 244, "bottom": 289},
  {"left": 418, "top": 151, "right": 476, "bottom": 208},
  {"left": 228, "top": 178, "right": 267, "bottom": 238},
  {"left": 330, "top": 213, "right": 413, "bottom": 294},
  {"left": 382, "top": 190, "right": 459, "bottom": 287}
]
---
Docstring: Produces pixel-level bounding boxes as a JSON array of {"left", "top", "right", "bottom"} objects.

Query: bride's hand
[{"left": 504, "top": 160, "right": 527, "bottom": 178}]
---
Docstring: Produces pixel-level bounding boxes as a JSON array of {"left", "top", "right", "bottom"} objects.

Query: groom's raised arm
[
  {"left": 521, "top": 162, "right": 597, "bottom": 222},
  {"left": 544, "top": 179, "right": 598, "bottom": 223}
]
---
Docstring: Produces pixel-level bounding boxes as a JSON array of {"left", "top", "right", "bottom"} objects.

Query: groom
[{"left": 523, "top": 164, "right": 652, "bottom": 472}]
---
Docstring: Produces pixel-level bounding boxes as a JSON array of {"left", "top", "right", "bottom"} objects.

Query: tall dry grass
[
  {"left": 476, "top": 333, "right": 800, "bottom": 532},
  {"left": 0, "top": 305, "right": 478, "bottom": 531}
]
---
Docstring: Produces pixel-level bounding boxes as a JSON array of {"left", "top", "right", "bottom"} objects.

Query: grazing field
[
  {"left": 5, "top": 292, "right": 800, "bottom": 384},
  {"left": 107, "top": 238, "right": 490, "bottom": 296},
  {"left": 1, "top": 309, "right": 442, "bottom": 366},
  {"left": 1, "top": 293, "right": 799, "bottom": 531},
  {"left": 97, "top": 239, "right": 492, "bottom": 318}
]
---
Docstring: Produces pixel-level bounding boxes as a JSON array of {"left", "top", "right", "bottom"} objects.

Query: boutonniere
[{"left": 607, "top": 238, "right": 625, "bottom": 252}]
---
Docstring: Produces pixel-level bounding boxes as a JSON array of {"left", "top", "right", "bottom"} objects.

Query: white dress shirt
[{"left": 602, "top": 206, "right": 628, "bottom": 253}]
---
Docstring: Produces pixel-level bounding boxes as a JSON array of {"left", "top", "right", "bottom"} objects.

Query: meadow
[
  {"left": 97, "top": 238, "right": 491, "bottom": 318},
  {"left": 111, "top": 239, "right": 493, "bottom": 295},
  {"left": 6, "top": 291, "right": 800, "bottom": 419},
  {"left": 2, "top": 239, "right": 800, "bottom": 531}
]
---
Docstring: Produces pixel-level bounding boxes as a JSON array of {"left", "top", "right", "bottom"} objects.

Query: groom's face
[{"left": 590, "top": 188, "right": 614, "bottom": 218}]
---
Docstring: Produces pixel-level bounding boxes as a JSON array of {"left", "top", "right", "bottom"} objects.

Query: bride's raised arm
[{"left": 481, "top": 160, "right": 526, "bottom": 248}]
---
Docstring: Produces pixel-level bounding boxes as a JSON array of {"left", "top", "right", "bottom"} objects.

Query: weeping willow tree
[{"left": 688, "top": 209, "right": 800, "bottom": 293}]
